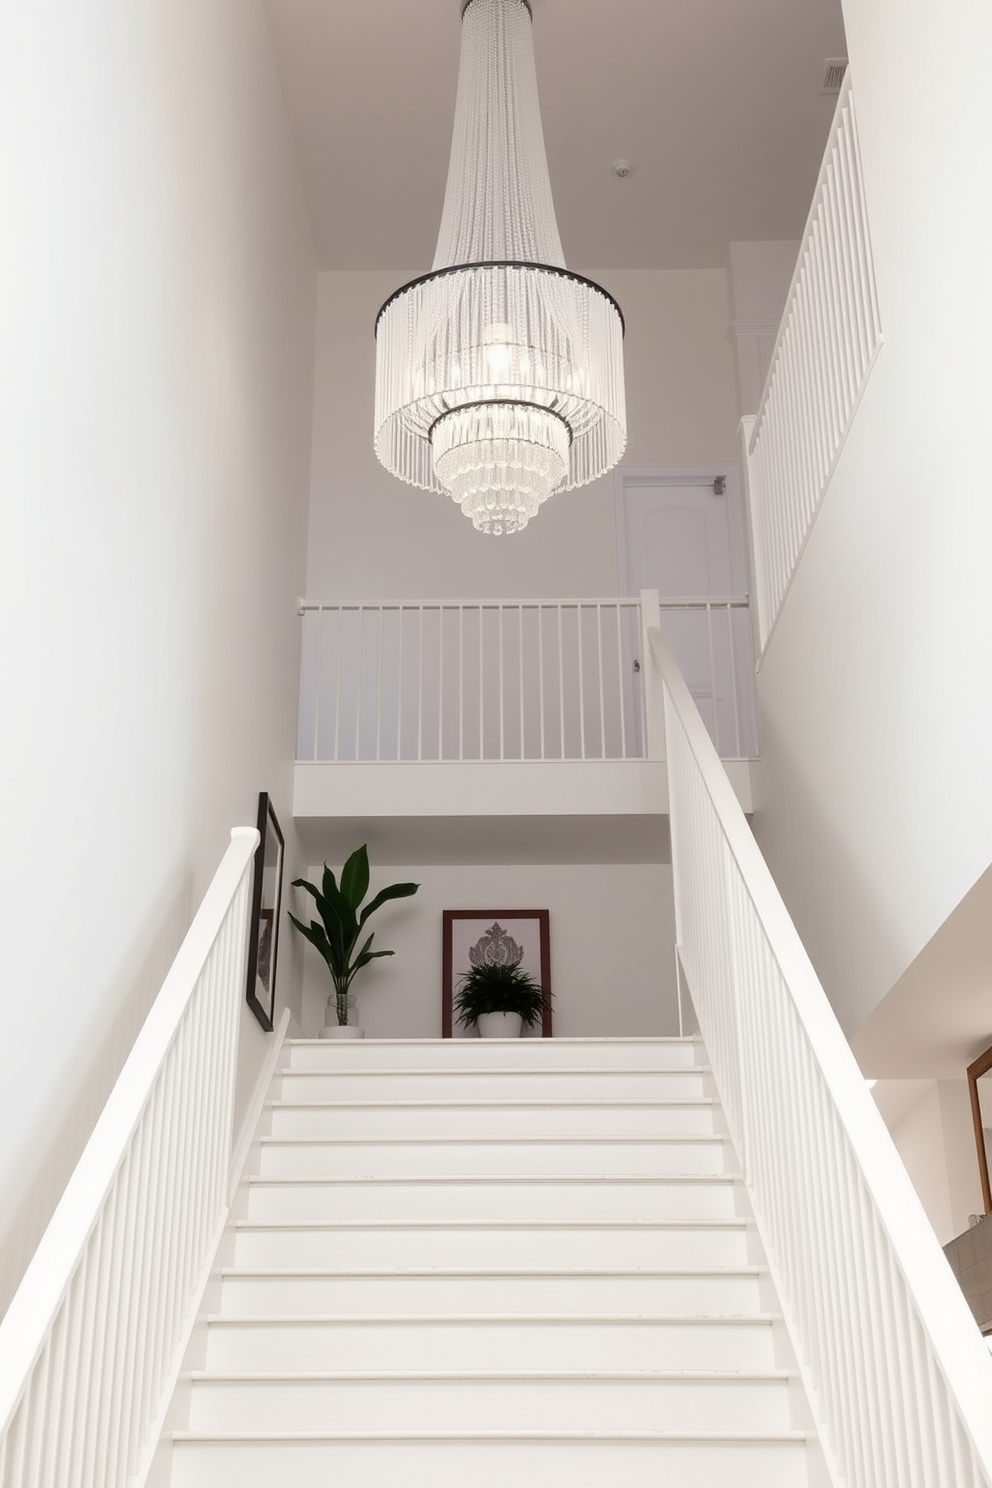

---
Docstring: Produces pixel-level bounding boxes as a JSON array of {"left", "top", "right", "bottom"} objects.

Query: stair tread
[
  {"left": 175, "top": 1426, "right": 808, "bottom": 1442},
  {"left": 287, "top": 1037, "right": 702, "bottom": 1045},
  {"left": 207, "top": 1312, "right": 779, "bottom": 1325},
  {"left": 282, "top": 1065, "right": 711, "bottom": 1074},
  {"left": 234, "top": 1216, "right": 752, "bottom": 1229},
  {"left": 221, "top": 1266, "right": 765, "bottom": 1278},
  {"left": 259, "top": 1133, "right": 729, "bottom": 1144},
  {"left": 190, "top": 1367, "right": 791, "bottom": 1382},
  {"left": 266, "top": 1097, "right": 719, "bottom": 1108},
  {"left": 246, "top": 1172, "right": 738, "bottom": 1185}
]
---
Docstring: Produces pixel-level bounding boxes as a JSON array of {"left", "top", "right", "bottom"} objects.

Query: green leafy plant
[
  {"left": 289, "top": 846, "right": 419, "bottom": 1026},
  {"left": 453, "top": 961, "right": 550, "bottom": 1030}
]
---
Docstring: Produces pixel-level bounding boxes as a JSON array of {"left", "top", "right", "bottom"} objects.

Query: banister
[
  {"left": 648, "top": 623, "right": 992, "bottom": 1486},
  {"left": 0, "top": 827, "right": 259, "bottom": 1487}
]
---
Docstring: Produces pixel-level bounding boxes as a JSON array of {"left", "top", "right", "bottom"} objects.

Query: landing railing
[
  {"left": 298, "top": 593, "right": 758, "bottom": 764},
  {"left": 743, "top": 74, "right": 883, "bottom": 655},
  {"left": 650, "top": 624, "right": 992, "bottom": 1488},
  {"left": 0, "top": 829, "right": 258, "bottom": 1488}
]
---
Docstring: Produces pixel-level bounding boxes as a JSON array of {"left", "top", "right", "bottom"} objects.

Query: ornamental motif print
[{"left": 468, "top": 922, "right": 524, "bottom": 969}]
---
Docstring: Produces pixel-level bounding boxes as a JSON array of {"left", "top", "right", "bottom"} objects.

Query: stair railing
[
  {"left": 0, "top": 827, "right": 258, "bottom": 1488},
  {"left": 297, "top": 592, "right": 758, "bottom": 763},
  {"left": 649, "top": 625, "right": 992, "bottom": 1488},
  {"left": 742, "top": 74, "right": 883, "bottom": 657}
]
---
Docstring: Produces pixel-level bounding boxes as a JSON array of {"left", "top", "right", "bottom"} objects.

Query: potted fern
[
  {"left": 453, "top": 961, "right": 550, "bottom": 1038},
  {"left": 289, "top": 845, "right": 419, "bottom": 1038}
]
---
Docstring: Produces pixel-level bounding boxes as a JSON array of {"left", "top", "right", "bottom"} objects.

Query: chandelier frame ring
[
  {"left": 374, "top": 260, "right": 625, "bottom": 338},
  {"left": 460, "top": 0, "right": 532, "bottom": 20},
  {"left": 426, "top": 398, "right": 575, "bottom": 448}
]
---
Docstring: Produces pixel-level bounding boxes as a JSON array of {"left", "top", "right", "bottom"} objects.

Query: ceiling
[
  {"left": 264, "top": 0, "right": 848, "bottom": 273},
  {"left": 852, "top": 866, "right": 992, "bottom": 1081}
]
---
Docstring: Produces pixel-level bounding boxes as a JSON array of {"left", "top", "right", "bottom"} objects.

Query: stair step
[
  {"left": 286, "top": 1036, "right": 707, "bottom": 1070},
  {"left": 276, "top": 1068, "right": 712, "bottom": 1101},
  {"left": 186, "top": 1368, "right": 796, "bottom": 1431},
  {"left": 170, "top": 1428, "right": 811, "bottom": 1488},
  {"left": 217, "top": 1266, "right": 768, "bottom": 1315},
  {"left": 266, "top": 1097, "right": 722, "bottom": 1138},
  {"left": 243, "top": 1172, "right": 743, "bottom": 1223},
  {"left": 232, "top": 1217, "right": 757, "bottom": 1269},
  {"left": 167, "top": 1040, "right": 816, "bottom": 1488},
  {"left": 203, "top": 1313, "right": 782, "bottom": 1372},
  {"left": 256, "top": 1134, "right": 735, "bottom": 1178}
]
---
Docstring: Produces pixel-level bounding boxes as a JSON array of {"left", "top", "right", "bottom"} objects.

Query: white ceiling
[{"left": 264, "top": 0, "right": 848, "bottom": 273}]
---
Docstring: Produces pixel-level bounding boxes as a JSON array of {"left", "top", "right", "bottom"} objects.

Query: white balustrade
[
  {"left": 0, "top": 829, "right": 258, "bottom": 1488},
  {"left": 298, "top": 594, "right": 757, "bottom": 763},
  {"left": 649, "top": 624, "right": 992, "bottom": 1488},
  {"left": 745, "top": 75, "right": 883, "bottom": 655}
]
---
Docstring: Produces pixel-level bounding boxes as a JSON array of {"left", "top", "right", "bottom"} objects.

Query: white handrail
[
  {"left": 745, "top": 75, "right": 883, "bottom": 655},
  {"left": 0, "top": 828, "right": 258, "bottom": 1488},
  {"left": 648, "top": 624, "right": 992, "bottom": 1488},
  {"left": 298, "top": 594, "right": 758, "bottom": 763}
]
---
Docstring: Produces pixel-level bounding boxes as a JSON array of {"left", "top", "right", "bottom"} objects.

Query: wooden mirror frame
[{"left": 967, "top": 1040, "right": 992, "bottom": 1214}]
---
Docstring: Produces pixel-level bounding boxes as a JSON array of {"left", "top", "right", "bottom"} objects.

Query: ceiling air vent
[{"left": 821, "top": 58, "right": 848, "bottom": 94}]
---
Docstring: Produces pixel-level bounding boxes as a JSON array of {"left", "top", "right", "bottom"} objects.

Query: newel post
[{"left": 639, "top": 588, "right": 665, "bottom": 760}]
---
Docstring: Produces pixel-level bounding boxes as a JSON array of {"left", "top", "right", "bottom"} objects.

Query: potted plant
[
  {"left": 289, "top": 845, "right": 419, "bottom": 1038},
  {"left": 453, "top": 961, "right": 550, "bottom": 1039}
]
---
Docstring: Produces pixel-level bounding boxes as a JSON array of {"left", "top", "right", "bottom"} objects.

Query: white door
[{"left": 617, "top": 470, "right": 757, "bottom": 757}]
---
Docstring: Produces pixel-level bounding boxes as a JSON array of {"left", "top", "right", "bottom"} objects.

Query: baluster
[
  {"left": 333, "top": 605, "right": 344, "bottom": 762},
  {"left": 595, "top": 604, "right": 606, "bottom": 758},
  {"left": 538, "top": 605, "right": 546, "bottom": 760},
  {"left": 376, "top": 605, "right": 385, "bottom": 761},
  {"left": 517, "top": 604, "right": 525, "bottom": 759}
]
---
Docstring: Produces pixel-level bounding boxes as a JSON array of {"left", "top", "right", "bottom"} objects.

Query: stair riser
[
  {"left": 244, "top": 1179, "right": 742, "bottom": 1224},
  {"left": 217, "top": 1272, "right": 765, "bottom": 1316},
  {"left": 277, "top": 1071, "right": 711, "bottom": 1101},
  {"left": 286, "top": 1040, "right": 706, "bottom": 1071},
  {"left": 256, "top": 1138, "right": 734, "bottom": 1178},
  {"left": 204, "top": 1319, "right": 778, "bottom": 1373},
  {"left": 187, "top": 1374, "right": 794, "bottom": 1433},
  {"left": 232, "top": 1223, "right": 755, "bottom": 1270},
  {"left": 267, "top": 1102, "right": 721, "bottom": 1139},
  {"left": 171, "top": 1434, "right": 808, "bottom": 1488}
]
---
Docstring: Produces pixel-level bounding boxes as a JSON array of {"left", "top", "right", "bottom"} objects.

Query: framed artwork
[
  {"left": 442, "top": 909, "right": 551, "bottom": 1038},
  {"left": 245, "top": 793, "right": 285, "bottom": 1031},
  {"left": 967, "top": 1040, "right": 992, "bottom": 1214}
]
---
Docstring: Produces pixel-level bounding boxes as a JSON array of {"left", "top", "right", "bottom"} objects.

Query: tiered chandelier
[{"left": 374, "top": 0, "right": 626, "bottom": 536}]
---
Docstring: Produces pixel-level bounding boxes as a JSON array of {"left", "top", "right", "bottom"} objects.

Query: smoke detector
[
  {"left": 821, "top": 59, "right": 848, "bottom": 94},
  {"left": 611, "top": 159, "right": 632, "bottom": 179}
]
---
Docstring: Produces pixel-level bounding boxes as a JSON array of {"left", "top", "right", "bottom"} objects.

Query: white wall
[
  {"left": 749, "top": 0, "right": 992, "bottom": 1035},
  {"left": 726, "top": 240, "right": 799, "bottom": 413},
  {"left": 0, "top": 0, "right": 316, "bottom": 1316},
  {"left": 305, "top": 268, "right": 741, "bottom": 601},
  {"left": 296, "top": 863, "right": 678, "bottom": 1039},
  {"left": 879, "top": 1080, "right": 984, "bottom": 1245}
]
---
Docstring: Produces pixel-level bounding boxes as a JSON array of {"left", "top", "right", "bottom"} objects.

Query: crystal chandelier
[{"left": 374, "top": 0, "right": 626, "bottom": 536}]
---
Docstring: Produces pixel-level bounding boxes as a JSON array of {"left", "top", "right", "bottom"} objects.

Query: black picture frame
[
  {"left": 245, "top": 793, "right": 285, "bottom": 1031},
  {"left": 442, "top": 909, "right": 552, "bottom": 1038}
]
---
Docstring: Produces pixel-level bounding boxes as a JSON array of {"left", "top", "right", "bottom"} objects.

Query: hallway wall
[
  {"left": 749, "top": 0, "right": 992, "bottom": 1036},
  {"left": 0, "top": 0, "right": 316, "bottom": 1317},
  {"left": 297, "top": 862, "right": 679, "bottom": 1040}
]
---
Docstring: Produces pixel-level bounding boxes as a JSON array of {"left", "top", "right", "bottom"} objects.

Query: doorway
[{"left": 615, "top": 467, "right": 757, "bottom": 757}]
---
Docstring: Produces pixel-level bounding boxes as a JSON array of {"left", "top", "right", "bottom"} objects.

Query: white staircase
[{"left": 169, "top": 1036, "right": 819, "bottom": 1486}]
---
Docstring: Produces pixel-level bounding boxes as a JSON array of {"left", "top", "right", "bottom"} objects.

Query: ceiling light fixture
[{"left": 374, "top": 0, "right": 627, "bottom": 536}]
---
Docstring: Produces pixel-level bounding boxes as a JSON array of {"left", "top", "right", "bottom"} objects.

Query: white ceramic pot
[
  {"left": 476, "top": 1011, "right": 524, "bottom": 1039},
  {"left": 320, "top": 1024, "right": 365, "bottom": 1039}
]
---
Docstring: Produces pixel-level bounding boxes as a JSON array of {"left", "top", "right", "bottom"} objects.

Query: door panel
[{"left": 617, "top": 472, "right": 757, "bottom": 757}]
